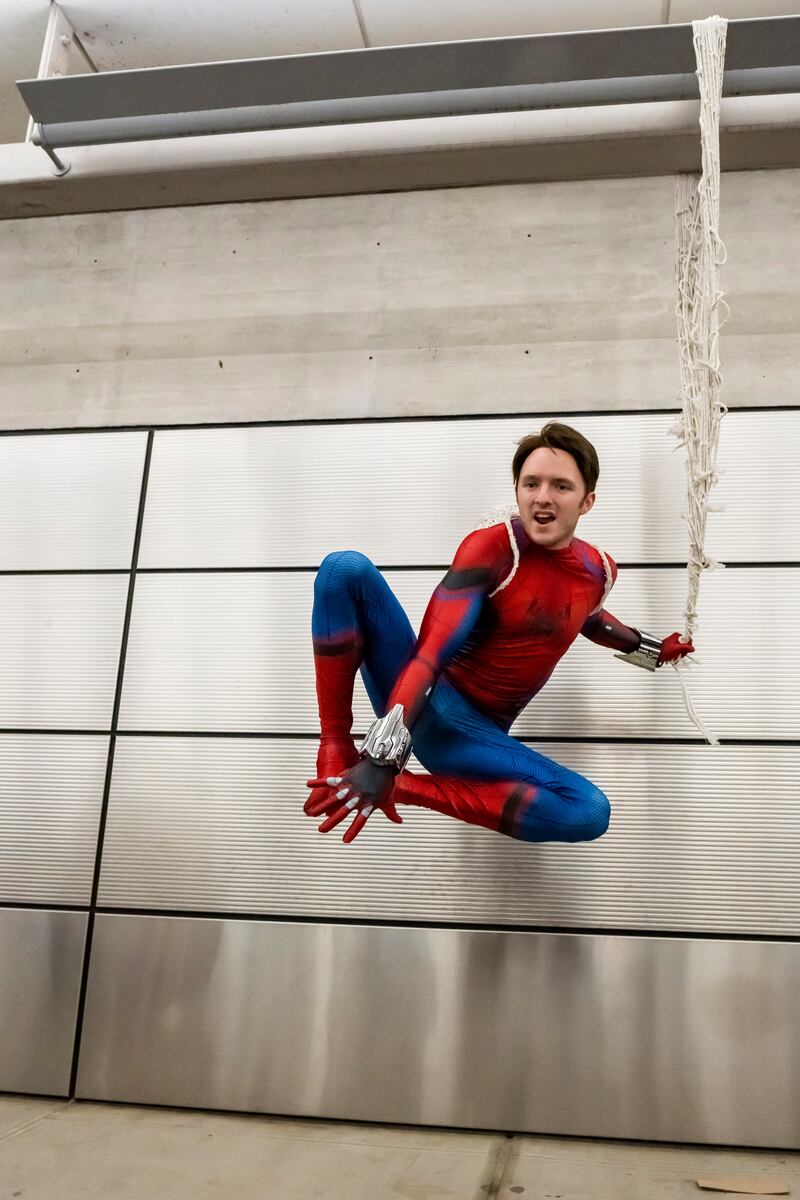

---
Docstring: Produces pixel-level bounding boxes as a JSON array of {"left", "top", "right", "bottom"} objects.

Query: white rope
[
  {"left": 670, "top": 15, "right": 728, "bottom": 747},
  {"left": 475, "top": 503, "right": 520, "bottom": 596},
  {"left": 585, "top": 542, "right": 615, "bottom": 614},
  {"left": 671, "top": 655, "right": 720, "bottom": 746}
]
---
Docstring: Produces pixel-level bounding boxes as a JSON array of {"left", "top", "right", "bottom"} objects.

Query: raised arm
[{"left": 306, "top": 525, "right": 512, "bottom": 840}]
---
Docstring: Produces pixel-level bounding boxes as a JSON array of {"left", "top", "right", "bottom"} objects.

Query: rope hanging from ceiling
[{"left": 670, "top": 15, "right": 729, "bottom": 746}]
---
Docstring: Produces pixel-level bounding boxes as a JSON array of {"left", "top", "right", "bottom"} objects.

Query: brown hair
[{"left": 512, "top": 421, "right": 599, "bottom": 495}]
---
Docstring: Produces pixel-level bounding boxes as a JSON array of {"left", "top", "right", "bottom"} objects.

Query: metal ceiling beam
[{"left": 15, "top": 16, "right": 800, "bottom": 164}]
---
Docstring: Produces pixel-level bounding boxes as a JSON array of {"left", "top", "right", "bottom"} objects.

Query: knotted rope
[{"left": 670, "top": 15, "right": 729, "bottom": 746}]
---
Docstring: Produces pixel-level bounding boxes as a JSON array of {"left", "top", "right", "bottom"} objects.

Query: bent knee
[
  {"left": 316, "top": 550, "right": 375, "bottom": 588},
  {"left": 574, "top": 787, "right": 611, "bottom": 842}
]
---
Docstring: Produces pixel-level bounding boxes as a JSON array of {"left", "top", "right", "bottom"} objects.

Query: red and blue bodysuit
[{"left": 309, "top": 516, "right": 647, "bottom": 843}]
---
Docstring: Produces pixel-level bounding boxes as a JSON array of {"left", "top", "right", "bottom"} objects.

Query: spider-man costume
[{"left": 308, "top": 517, "right": 683, "bottom": 843}]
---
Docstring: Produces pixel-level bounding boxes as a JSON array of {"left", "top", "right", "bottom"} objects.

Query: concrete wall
[{"left": 1, "top": 168, "right": 798, "bottom": 431}]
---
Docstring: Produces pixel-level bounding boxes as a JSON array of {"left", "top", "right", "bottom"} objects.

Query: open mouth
[{"left": 533, "top": 512, "right": 556, "bottom": 526}]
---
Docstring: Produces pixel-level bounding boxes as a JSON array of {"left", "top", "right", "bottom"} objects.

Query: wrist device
[
  {"left": 360, "top": 703, "right": 412, "bottom": 771},
  {"left": 614, "top": 629, "right": 662, "bottom": 672}
]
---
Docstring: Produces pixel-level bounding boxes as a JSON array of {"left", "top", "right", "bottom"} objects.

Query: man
[{"left": 305, "top": 422, "right": 693, "bottom": 844}]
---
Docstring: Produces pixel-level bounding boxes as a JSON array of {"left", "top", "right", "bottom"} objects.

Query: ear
[{"left": 579, "top": 491, "right": 596, "bottom": 516}]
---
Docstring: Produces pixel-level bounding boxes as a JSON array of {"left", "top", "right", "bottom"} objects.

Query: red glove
[
  {"left": 658, "top": 632, "right": 695, "bottom": 666},
  {"left": 304, "top": 738, "right": 360, "bottom": 817},
  {"left": 305, "top": 758, "right": 403, "bottom": 844}
]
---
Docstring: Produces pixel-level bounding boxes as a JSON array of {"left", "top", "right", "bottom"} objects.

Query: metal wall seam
[{"left": 67, "top": 430, "right": 154, "bottom": 1097}]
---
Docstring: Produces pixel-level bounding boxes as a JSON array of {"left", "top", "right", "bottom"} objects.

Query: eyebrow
[{"left": 521, "top": 474, "right": 575, "bottom": 485}]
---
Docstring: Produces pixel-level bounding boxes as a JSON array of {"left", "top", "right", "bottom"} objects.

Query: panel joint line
[{"left": 67, "top": 429, "right": 154, "bottom": 1098}]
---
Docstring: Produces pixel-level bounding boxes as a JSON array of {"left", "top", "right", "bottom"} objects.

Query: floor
[{"left": 0, "top": 1096, "right": 798, "bottom": 1200}]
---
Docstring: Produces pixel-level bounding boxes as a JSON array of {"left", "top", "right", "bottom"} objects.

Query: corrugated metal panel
[
  {"left": 0, "top": 735, "right": 108, "bottom": 904},
  {"left": 0, "top": 575, "right": 128, "bottom": 729},
  {"left": 77, "top": 915, "right": 800, "bottom": 1148},
  {"left": 0, "top": 432, "right": 145, "bottom": 570},
  {"left": 515, "top": 565, "right": 796, "bottom": 740},
  {"left": 118, "top": 567, "right": 797, "bottom": 740},
  {"left": 0, "top": 907, "right": 87, "bottom": 1096},
  {"left": 139, "top": 416, "right": 688, "bottom": 566},
  {"left": 99, "top": 736, "right": 800, "bottom": 936},
  {"left": 137, "top": 412, "right": 794, "bottom": 567}
]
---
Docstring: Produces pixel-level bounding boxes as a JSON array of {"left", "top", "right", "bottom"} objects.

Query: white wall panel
[
  {"left": 99, "top": 737, "right": 800, "bottom": 936},
  {"left": 118, "top": 567, "right": 794, "bottom": 740},
  {"left": 136, "top": 412, "right": 796, "bottom": 568},
  {"left": 711, "top": 410, "right": 797, "bottom": 562},
  {"left": 0, "top": 734, "right": 108, "bottom": 904},
  {"left": 0, "top": 575, "right": 127, "bottom": 729},
  {"left": 515, "top": 565, "right": 794, "bottom": 741},
  {"left": 0, "top": 432, "right": 145, "bottom": 570},
  {"left": 137, "top": 415, "right": 685, "bottom": 567}
]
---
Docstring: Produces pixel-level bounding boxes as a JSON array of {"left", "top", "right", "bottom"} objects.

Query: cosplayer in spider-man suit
[{"left": 305, "top": 422, "right": 694, "bottom": 844}]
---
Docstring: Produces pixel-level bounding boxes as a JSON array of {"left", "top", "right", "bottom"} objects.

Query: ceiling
[{"left": 2, "top": 0, "right": 799, "bottom": 144}]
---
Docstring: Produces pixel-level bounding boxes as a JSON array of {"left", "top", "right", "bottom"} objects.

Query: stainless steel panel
[
  {"left": 118, "top": 567, "right": 797, "bottom": 740},
  {"left": 0, "top": 735, "right": 108, "bottom": 904},
  {"left": 0, "top": 907, "right": 87, "bottom": 1095},
  {"left": 99, "top": 737, "right": 800, "bottom": 936},
  {"left": 0, "top": 432, "right": 145, "bottom": 570},
  {"left": 77, "top": 915, "right": 800, "bottom": 1147},
  {"left": 0, "top": 575, "right": 127, "bottom": 728},
  {"left": 137, "top": 412, "right": 795, "bottom": 567}
]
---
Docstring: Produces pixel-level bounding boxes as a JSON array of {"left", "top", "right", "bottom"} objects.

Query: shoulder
[
  {"left": 574, "top": 539, "right": 618, "bottom": 586},
  {"left": 455, "top": 522, "right": 513, "bottom": 560},
  {"left": 451, "top": 523, "right": 515, "bottom": 581}
]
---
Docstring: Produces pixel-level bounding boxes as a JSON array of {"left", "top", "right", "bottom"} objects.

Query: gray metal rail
[{"left": 16, "top": 16, "right": 800, "bottom": 154}]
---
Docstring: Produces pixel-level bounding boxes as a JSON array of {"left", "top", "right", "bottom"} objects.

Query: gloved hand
[
  {"left": 658, "top": 632, "right": 696, "bottom": 666},
  {"left": 304, "top": 738, "right": 360, "bottom": 816},
  {"left": 305, "top": 757, "right": 403, "bottom": 843}
]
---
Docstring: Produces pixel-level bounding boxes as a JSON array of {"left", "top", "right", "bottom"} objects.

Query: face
[{"left": 515, "top": 446, "right": 595, "bottom": 550}]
